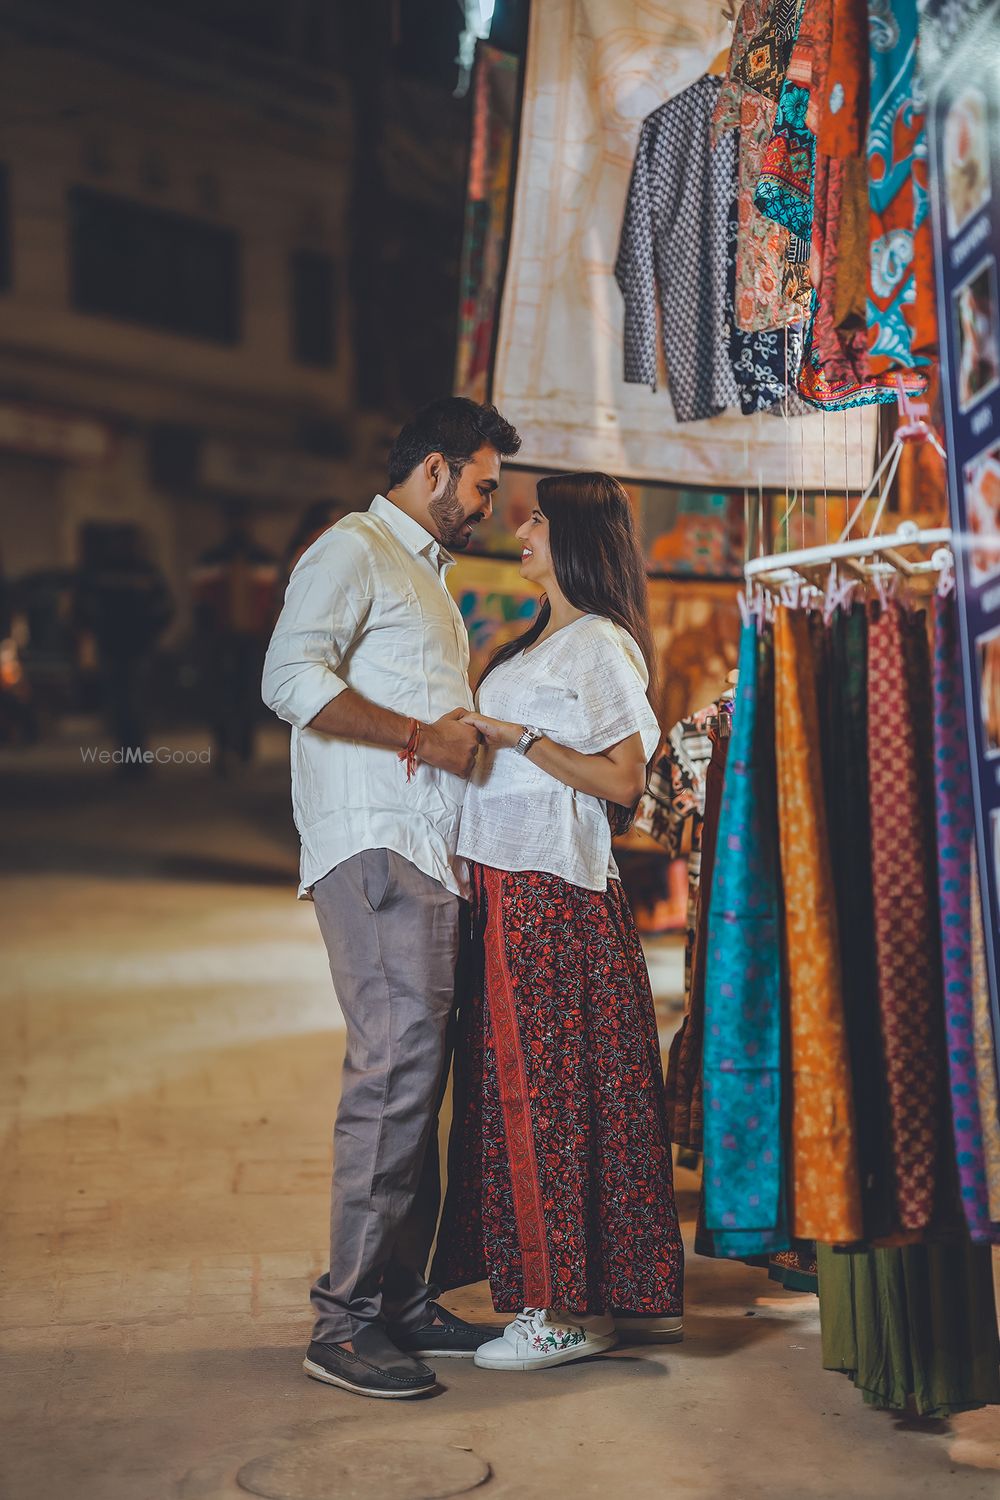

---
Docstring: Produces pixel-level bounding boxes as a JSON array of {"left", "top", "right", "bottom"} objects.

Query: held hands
[
  {"left": 418, "top": 707, "right": 483, "bottom": 778},
  {"left": 458, "top": 711, "right": 525, "bottom": 750}
]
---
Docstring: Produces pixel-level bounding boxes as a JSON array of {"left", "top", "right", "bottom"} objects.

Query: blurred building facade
[{"left": 0, "top": 0, "right": 470, "bottom": 639}]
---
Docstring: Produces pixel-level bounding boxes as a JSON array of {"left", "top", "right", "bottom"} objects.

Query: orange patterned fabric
[
  {"left": 817, "top": 0, "right": 867, "bottom": 158},
  {"left": 971, "top": 849, "right": 1000, "bottom": 1221},
  {"left": 774, "top": 608, "right": 863, "bottom": 1243}
]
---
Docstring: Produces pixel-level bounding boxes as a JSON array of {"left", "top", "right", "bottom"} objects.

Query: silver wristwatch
[{"left": 514, "top": 725, "right": 544, "bottom": 756}]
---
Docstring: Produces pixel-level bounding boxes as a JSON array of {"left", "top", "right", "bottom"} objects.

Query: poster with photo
[
  {"left": 944, "top": 85, "right": 991, "bottom": 238},
  {"left": 954, "top": 257, "right": 1000, "bottom": 411},
  {"left": 929, "top": 0, "right": 1000, "bottom": 1072},
  {"left": 978, "top": 626, "right": 1000, "bottom": 756},
  {"left": 963, "top": 441, "right": 1000, "bottom": 584}
]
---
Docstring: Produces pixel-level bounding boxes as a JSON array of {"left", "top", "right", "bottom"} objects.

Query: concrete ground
[{"left": 2, "top": 725, "right": 999, "bottom": 1500}]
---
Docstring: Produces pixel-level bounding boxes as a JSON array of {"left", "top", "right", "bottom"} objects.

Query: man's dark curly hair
[{"left": 387, "top": 397, "right": 521, "bottom": 489}]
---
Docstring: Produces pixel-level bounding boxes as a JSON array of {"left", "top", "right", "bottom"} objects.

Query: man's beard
[{"left": 429, "top": 472, "right": 477, "bottom": 550}]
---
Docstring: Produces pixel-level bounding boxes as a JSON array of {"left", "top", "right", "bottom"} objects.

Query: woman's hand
[{"left": 458, "top": 712, "right": 525, "bottom": 750}]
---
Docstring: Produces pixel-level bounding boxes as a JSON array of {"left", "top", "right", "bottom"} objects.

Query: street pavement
[{"left": 1, "top": 724, "right": 998, "bottom": 1499}]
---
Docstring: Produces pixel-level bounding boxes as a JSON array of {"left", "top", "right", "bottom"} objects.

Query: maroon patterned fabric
[
  {"left": 664, "top": 725, "right": 730, "bottom": 1149},
  {"left": 867, "top": 602, "right": 947, "bottom": 1233},
  {"left": 433, "top": 865, "right": 684, "bottom": 1316}
]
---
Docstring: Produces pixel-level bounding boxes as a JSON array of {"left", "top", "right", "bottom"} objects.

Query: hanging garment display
[
  {"left": 808, "top": 151, "right": 873, "bottom": 393},
  {"left": 615, "top": 76, "right": 741, "bottom": 420},
  {"left": 703, "top": 623, "right": 787, "bottom": 1258},
  {"left": 712, "top": 0, "right": 808, "bottom": 332},
  {"left": 818, "top": 0, "right": 869, "bottom": 157},
  {"left": 663, "top": 718, "right": 730, "bottom": 1150},
  {"left": 818, "top": 1238, "right": 1000, "bottom": 1415},
  {"left": 832, "top": 154, "right": 869, "bottom": 328},
  {"left": 774, "top": 606, "right": 863, "bottom": 1242},
  {"left": 636, "top": 703, "right": 720, "bottom": 1001},
  {"left": 726, "top": 191, "right": 807, "bottom": 414},
  {"left": 496, "top": 0, "right": 865, "bottom": 484},
  {"left": 867, "top": 601, "right": 948, "bottom": 1233},
  {"left": 971, "top": 850, "right": 1000, "bottom": 1221},
  {"left": 932, "top": 591, "right": 1000, "bottom": 1243},
  {"left": 822, "top": 608, "right": 895, "bottom": 1241},
  {"left": 866, "top": 0, "right": 937, "bottom": 371}
]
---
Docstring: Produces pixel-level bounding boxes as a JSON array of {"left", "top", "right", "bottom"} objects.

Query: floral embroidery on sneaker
[{"left": 474, "top": 1306, "right": 617, "bottom": 1370}]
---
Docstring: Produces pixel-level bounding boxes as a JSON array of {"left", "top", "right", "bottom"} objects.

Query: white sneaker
[
  {"left": 473, "top": 1307, "right": 618, "bottom": 1370},
  {"left": 614, "top": 1315, "right": 684, "bottom": 1344}
]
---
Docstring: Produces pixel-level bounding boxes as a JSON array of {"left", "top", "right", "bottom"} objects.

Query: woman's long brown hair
[{"left": 478, "top": 472, "right": 660, "bottom": 834}]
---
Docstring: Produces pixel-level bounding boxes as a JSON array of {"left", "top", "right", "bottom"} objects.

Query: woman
[{"left": 433, "top": 472, "right": 685, "bottom": 1371}]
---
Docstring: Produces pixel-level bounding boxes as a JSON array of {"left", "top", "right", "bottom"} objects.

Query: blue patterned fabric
[
  {"left": 703, "top": 624, "right": 790, "bottom": 1256},
  {"left": 725, "top": 185, "right": 805, "bottom": 416},
  {"left": 932, "top": 593, "right": 1000, "bottom": 1243},
  {"left": 754, "top": 82, "right": 815, "bottom": 244}
]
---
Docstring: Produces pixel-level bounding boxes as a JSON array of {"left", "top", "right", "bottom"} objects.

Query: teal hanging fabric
[{"left": 703, "top": 623, "right": 789, "bottom": 1257}]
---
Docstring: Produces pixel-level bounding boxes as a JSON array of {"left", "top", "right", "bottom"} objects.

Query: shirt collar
[{"left": 369, "top": 494, "right": 455, "bottom": 575}]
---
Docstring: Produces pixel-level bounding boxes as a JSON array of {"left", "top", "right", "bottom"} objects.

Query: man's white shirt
[{"left": 262, "top": 494, "right": 475, "bottom": 900}]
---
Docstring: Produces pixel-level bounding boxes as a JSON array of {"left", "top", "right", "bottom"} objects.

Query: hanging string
[
  {"left": 743, "top": 423, "right": 751, "bottom": 565},
  {"left": 861, "top": 406, "right": 869, "bottom": 535},
  {"left": 875, "top": 401, "right": 881, "bottom": 513},
  {"left": 800, "top": 403, "right": 806, "bottom": 552},
  {"left": 822, "top": 411, "right": 829, "bottom": 546},
  {"left": 843, "top": 408, "right": 850, "bottom": 539},
  {"left": 783, "top": 321, "right": 792, "bottom": 550},
  {"left": 756, "top": 408, "right": 764, "bottom": 558}
]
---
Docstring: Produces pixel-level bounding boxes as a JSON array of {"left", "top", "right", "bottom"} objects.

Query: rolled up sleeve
[{"left": 261, "top": 537, "right": 370, "bottom": 730}]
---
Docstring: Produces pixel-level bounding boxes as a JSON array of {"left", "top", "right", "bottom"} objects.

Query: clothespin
[
  {"left": 873, "top": 567, "right": 890, "bottom": 608},
  {"left": 895, "top": 376, "right": 932, "bottom": 442},
  {"left": 779, "top": 576, "right": 802, "bottom": 611},
  {"left": 935, "top": 547, "right": 956, "bottom": 598},
  {"left": 738, "top": 589, "right": 752, "bottom": 627},
  {"left": 822, "top": 564, "right": 839, "bottom": 625},
  {"left": 823, "top": 565, "right": 857, "bottom": 624}
]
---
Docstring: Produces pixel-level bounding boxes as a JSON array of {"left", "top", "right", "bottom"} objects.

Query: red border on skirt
[{"left": 480, "top": 865, "right": 552, "bottom": 1307}]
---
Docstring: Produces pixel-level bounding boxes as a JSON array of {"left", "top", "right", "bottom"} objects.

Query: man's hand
[{"left": 419, "top": 707, "right": 482, "bottom": 778}]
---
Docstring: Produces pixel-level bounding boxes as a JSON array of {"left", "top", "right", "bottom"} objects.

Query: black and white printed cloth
[
  {"left": 615, "top": 73, "right": 804, "bottom": 423},
  {"left": 615, "top": 75, "right": 739, "bottom": 422}
]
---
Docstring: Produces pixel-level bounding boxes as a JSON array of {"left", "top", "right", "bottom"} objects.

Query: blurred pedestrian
[
  {"left": 192, "top": 502, "right": 279, "bottom": 774},
  {"left": 75, "top": 524, "right": 173, "bottom": 772}
]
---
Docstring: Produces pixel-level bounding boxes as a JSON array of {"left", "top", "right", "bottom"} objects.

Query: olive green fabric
[{"left": 818, "top": 1239, "right": 1000, "bottom": 1416}]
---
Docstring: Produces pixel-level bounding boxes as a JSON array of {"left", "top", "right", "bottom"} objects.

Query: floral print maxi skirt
[{"left": 431, "top": 864, "right": 684, "bottom": 1318}]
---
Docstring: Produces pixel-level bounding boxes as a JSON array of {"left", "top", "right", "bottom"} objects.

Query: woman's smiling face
[{"left": 515, "top": 503, "right": 552, "bottom": 584}]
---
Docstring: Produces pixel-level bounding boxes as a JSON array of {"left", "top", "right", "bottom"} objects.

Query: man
[
  {"left": 75, "top": 523, "right": 173, "bottom": 774},
  {"left": 262, "top": 397, "right": 521, "bottom": 1398},
  {"left": 193, "top": 502, "right": 280, "bottom": 774}
]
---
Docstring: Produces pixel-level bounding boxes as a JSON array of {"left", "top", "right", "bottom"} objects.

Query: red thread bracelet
[{"left": 397, "top": 718, "right": 421, "bottom": 782}]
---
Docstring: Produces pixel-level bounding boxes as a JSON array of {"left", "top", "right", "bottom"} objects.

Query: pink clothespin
[
  {"left": 894, "top": 376, "right": 932, "bottom": 443},
  {"left": 935, "top": 548, "right": 956, "bottom": 598}
]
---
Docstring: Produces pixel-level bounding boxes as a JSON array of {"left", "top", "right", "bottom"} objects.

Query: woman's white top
[{"left": 457, "top": 614, "right": 662, "bottom": 891}]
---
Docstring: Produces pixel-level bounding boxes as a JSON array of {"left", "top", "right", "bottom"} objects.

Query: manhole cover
[{"left": 237, "top": 1437, "right": 490, "bottom": 1500}]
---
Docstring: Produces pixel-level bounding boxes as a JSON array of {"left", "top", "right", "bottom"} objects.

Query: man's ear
[{"left": 424, "top": 451, "right": 449, "bottom": 498}]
